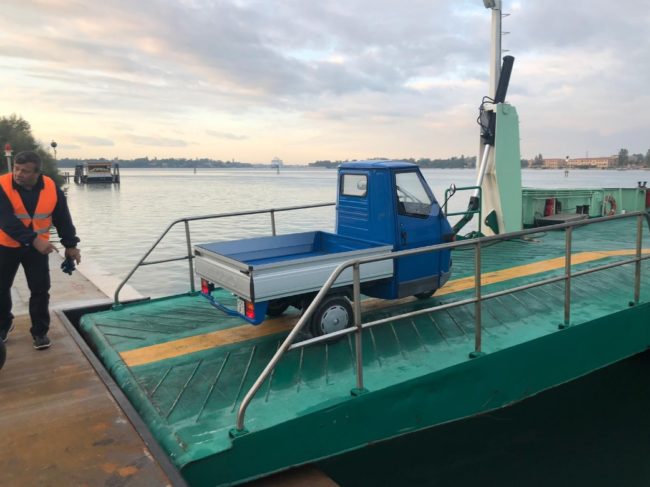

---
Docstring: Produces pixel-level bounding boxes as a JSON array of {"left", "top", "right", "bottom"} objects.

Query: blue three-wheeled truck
[{"left": 194, "top": 161, "right": 453, "bottom": 337}]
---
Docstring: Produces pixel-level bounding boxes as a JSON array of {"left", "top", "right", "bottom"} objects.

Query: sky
[{"left": 1, "top": 0, "right": 649, "bottom": 164}]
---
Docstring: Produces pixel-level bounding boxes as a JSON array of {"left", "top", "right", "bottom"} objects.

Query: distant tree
[
  {"left": 645, "top": 149, "right": 650, "bottom": 167},
  {"left": 0, "top": 114, "right": 63, "bottom": 185},
  {"left": 631, "top": 153, "right": 644, "bottom": 166},
  {"left": 617, "top": 148, "right": 629, "bottom": 167},
  {"left": 520, "top": 159, "right": 529, "bottom": 168},
  {"left": 309, "top": 160, "right": 339, "bottom": 168}
]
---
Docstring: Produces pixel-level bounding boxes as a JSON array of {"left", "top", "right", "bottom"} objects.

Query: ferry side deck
[{"left": 78, "top": 216, "right": 650, "bottom": 486}]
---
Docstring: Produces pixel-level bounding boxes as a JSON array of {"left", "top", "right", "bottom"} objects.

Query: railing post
[
  {"left": 351, "top": 263, "right": 367, "bottom": 395},
  {"left": 560, "top": 226, "right": 572, "bottom": 328},
  {"left": 233, "top": 259, "right": 349, "bottom": 435},
  {"left": 270, "top": 210, "right": 277, "bottom": 236},
  {"left": 633, "top": 214, "right": 643, "bottom": 305},
  {"left": 184, "top": 220, "right": 195, "bottom": 293},
  {"left": 470, "top": 240, "right": 484, "bottom": 358}
]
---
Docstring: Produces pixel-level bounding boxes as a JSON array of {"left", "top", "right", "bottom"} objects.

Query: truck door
[{"left": 393, "top": 170, "right": 443, "bottom": 297}]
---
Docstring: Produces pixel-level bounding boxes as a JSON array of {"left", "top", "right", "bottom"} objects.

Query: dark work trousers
[{"left": 0, "top": 245, "right": 51, "bottom": 338}]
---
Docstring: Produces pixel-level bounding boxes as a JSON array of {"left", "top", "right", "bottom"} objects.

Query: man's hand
[
  {"left": 65, "top": 247, "right": 81, "bottom": 265},
  {"left": 32, "top": 237, "right": 56, "bottom": 255}
]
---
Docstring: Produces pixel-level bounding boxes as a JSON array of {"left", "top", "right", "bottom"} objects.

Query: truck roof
[{"left": 338, "top": 160, "right": 417, "bottom": 170}]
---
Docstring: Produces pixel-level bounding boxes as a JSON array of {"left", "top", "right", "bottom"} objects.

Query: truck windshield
[{"left": 395, "top": 171, "right": 433, "bottom": 217}]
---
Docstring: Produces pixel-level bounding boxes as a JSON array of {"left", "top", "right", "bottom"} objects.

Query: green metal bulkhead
[{"left": 481, "top": 103, "right": 523, "bottom": 234}]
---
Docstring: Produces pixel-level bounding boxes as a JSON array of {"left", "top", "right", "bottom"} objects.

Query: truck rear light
[
  {"left": 201, "top": 278, "right": 213, "bottom": 294},
  {"left": 244, "top": 300, "right": 256, "bottom": 320}
]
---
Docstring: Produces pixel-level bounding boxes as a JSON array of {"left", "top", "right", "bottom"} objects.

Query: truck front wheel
[
  {"left": 414, "top": 290, "right": 436, "bottom": 299},
  {"left": 310, "top": 295, "right": 353, "bottom": 337}
]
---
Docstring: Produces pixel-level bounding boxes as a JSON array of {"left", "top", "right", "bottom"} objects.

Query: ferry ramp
[{"left": 79, "top": 215, "right": 650, "bottom": 486}]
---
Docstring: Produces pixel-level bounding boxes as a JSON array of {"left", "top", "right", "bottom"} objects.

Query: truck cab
[{"left": 337, "top": 161, "right": 452, "bottom": 300}]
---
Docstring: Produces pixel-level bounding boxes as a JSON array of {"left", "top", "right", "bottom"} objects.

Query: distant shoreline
[{"left": 56, "top": 164, "right": 650, "bottom": 171}]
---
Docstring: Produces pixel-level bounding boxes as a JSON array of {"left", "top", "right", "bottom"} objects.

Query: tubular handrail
[
  {"left": 233, "top": 210, "right": 650, "bottom": 433},
  {"left": 113, "top": 202, "right": 335, "bottom": 306}
]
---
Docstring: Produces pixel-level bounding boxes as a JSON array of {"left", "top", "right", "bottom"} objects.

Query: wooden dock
[{"left": 0, "top": 253, "right": 175, "bottom": 486}]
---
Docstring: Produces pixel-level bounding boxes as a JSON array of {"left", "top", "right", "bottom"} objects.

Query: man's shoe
[
  {"left": 33, "top": 335, "right": 52, "bottom": 350},
  {"left": 1, "top": 323, "right": 15, "bottom": 343}
]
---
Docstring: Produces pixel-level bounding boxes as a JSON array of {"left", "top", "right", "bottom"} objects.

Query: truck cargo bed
[{"left": 194, "top": 231, "right": 394, "bottom": 301}]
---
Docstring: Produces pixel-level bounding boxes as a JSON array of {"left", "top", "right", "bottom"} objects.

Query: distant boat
[{"left": 74, "top": 161, "right": 120, "bottom": 184}]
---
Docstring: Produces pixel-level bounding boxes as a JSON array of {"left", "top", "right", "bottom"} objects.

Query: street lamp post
[
  {"left": 50, "top": 140, "right": 58, "bottom": 161},
  {"left": 4, "top": 143, "right": 12, "bottom": 173}
]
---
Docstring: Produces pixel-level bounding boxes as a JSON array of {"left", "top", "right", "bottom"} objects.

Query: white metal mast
[{"left": 484, "top": 0, "right": 502, "bottom": 100}]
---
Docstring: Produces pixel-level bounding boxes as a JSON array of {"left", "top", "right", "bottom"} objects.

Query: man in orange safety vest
[{"left": 0, "top": 151, "right": 81, "bottom": 350}]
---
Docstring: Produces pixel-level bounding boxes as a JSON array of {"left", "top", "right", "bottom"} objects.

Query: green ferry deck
[{"left": 78, "top": 213, "right": 650, "bottom": 486}]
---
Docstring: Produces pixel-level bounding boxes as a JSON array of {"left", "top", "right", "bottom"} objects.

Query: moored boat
[{"left": 74, "top": 161, "right": 121, "bottom": 184}]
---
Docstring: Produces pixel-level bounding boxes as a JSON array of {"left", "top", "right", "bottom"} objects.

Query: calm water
[{"left": 63, "top": 167, "right": 649, "bottom": 298}]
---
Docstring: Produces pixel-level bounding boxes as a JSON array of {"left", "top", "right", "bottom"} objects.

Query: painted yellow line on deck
[
  {"left": 120, "top": 319, "right": 294, "bottom": 367},
  {"left": 436, "top": 248, "right": 650, "bottom": 297},
  {"left": 120, "top": 248, "right": 649, "bottom": 367}
]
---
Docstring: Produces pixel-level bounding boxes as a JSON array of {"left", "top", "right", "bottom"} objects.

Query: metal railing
[
  {"left": 232, "top": 210, "right": 650, "bottom": 433},
  {"left": 444, "top": 185, "right": 483, "bottom": 235},
  {"left": 113, "top": 202, "right": 335, "bottom": 306}
]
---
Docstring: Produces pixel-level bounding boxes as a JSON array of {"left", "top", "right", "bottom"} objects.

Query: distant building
[
  {"left": 540, "top": 158, "right": 565, "bottom": 169},
  {"left": 538, "top": 156, "right": 616, "bottom": 169},
  {"left": 568, "top": 157, "right": 616, "bottom": 169}
]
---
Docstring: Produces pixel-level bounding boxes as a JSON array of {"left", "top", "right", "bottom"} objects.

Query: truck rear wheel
[{"left": 309, "top": 295, "right": 353, "bottom": 337}]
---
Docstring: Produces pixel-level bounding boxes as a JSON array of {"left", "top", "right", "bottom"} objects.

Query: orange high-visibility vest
[{"left": 0, "top": 173, "right": 57, "bottom": 248}]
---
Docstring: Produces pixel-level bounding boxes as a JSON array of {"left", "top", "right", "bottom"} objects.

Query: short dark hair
[{"left": 14, "top": 151, "right": 42, "bottom": 172}]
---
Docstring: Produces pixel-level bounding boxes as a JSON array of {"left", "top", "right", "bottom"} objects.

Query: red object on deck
[
  {"left": 544, "top": 198, "right": 555, "bottom": 216},
  {"left": 645, "top": 189, "right": 650, "bottom": 208}
]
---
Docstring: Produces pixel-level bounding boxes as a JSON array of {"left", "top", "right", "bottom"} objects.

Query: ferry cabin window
[
  {"left": 341, "top": 174, "right": 368, "bottom": 197},
  {"left": 395, "top": 171, "right": 433, "bottom": 217}
]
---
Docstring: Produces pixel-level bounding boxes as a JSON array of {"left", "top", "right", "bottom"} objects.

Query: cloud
[
  {"left": 1, "top": 0, "right": 649, "bottom": 161},
  {"left": 60, "top": 144, "right": 82, "bottom": 151},
  {"left": 127, "top": 135, "right": 189, "bottom": 147},
  {"left": 206, "top": 130, "right": 248, "bottom": 140},
  {"left": 75, "top": 136, "right": 115, "bottom": 146}
]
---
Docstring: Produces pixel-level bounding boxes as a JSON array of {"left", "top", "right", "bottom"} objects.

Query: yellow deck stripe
[
  {"left": 120, "top": 248, "right": 649, "bottom": 367},
  {"left": 436, "top": 248, "right": 648, "bottom": 296},
  {"left": 120, "top": 318, "right": 295, "bottom": 367}
]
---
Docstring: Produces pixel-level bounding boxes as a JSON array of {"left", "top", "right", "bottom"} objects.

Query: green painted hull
[{"left": 181, "top": 303, "right": 650, "bottom": 485}]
